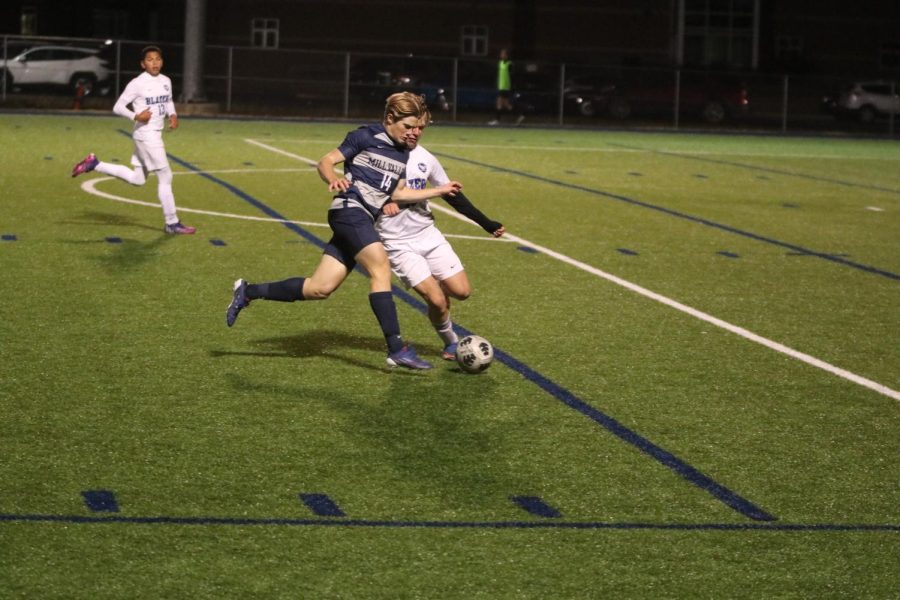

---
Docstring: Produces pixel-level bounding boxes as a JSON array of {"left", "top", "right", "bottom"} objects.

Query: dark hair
[{"left": 141, "top": 45, "right": 162, "bottom": 60}]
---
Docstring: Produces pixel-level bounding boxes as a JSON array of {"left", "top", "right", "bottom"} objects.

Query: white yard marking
[
  {"left": 238, "top": 141, "right": 900, "bottom": 401},
  {"left": 866, "top": 206, "right": 886, "bottom": 212}
]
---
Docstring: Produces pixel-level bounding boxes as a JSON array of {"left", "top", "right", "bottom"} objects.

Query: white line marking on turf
[
  {"left": 246, "top": 138, "right": 900, "bottom": 161},
  {"left": 246, "top": 142, "right": 900, "bottom": 402},
  {"left": 80, "top": 177, "right": 328, "bottom": 228},
  {"left": 866, "top": 206, "right": 885, "bottom": 212},
  {"left": 245, "top": 139, "right": 319, "bottom": 165},
  {"left": 79, "top": 174, "right": 504, "bottom": 243}
]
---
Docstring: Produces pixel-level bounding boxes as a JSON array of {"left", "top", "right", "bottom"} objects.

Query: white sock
[
  {"left": 435, "top": 319, "right": 458, "bottom": 346},
  {"left": 156, "top": 166, "right": 178, "bottom": 224}
]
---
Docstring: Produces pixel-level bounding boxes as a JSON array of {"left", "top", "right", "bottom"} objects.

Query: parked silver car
[
  {"left": 826, "top": 81, "right": 900, "bottom": 123},
  {"left": 0, "top": 45, "right": 112, "bottom": 95}
]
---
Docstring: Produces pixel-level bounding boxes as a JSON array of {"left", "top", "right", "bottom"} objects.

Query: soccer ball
[{"left": 455, "top": 335, "right": 494, "bottom": 374}]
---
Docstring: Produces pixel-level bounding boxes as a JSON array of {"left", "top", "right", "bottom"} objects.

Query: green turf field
[{"left": 1, "top": 112, "right": 898, "bottom": 598}]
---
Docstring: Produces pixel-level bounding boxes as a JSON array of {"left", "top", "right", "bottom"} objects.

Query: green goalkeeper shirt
[{"left": 497, "top": 59, "right": 512, "bottom": 91}]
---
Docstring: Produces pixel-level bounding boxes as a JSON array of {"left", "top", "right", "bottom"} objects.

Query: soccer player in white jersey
[
  {"left": 71, "top": 46, "right": 195, "bottom": 235},
  {"left": 378, "top": 112, "right": 505, "bottom": 361}
]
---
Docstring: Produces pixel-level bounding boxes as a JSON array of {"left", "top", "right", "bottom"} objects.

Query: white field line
[
  {"left": 79, "top": 170, "right": 505, "bottom": 243},
  {"left": 245, "top": 138, "right": 900, "bottom": 161},
  {"left": 242, "top": 141, "right": 900, "bottom": 402},
  {"left": 80, "top": 176, "right": 327, "bottom": 228}
]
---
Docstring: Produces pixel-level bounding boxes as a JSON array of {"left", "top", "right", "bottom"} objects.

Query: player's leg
[
  {"left": 386, "top": 238, "right": 456, "bottom": 359},
  {"left": 332, "top": 208, "right": 430, "bottom": 369},
  {"left": 139, "top": 141, "right": 195, "bottom": 234},
  {"left": 226, "top": 245, "right": 350, "bottom": 327},
  {"left": 439, "top": 271, "right": 472, "bottom": 301},
  {"left": 425, "top": 236, "right": 470, "bottom": 302},
  {"left": 422, "top": 236, "right": 469, "bottom": 358},
  {"left": 412, "top": 276, "right": 460, "bottom": 360},
  {"left": 78, "top": 154, "right": 147, "bottom": 186}
]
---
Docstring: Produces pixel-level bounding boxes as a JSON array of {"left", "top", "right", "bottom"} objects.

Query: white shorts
[
  {"left": 130, "top": 138, "right": 169, "bottom": 172},
  {"left": 384, "top": 226, "right": 464, "bottom": 288}
]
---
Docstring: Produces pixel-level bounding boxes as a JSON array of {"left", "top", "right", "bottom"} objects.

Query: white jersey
[
  {"left": 113, "top": 71, "right": 176, "bottom": 142},
  {"left": 376, "top": 144, "right": 449, "bottom": 243}
]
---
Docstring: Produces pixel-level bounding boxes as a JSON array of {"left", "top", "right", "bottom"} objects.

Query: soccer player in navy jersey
[
  {"left": 226, "top": 92, "right": 461, "bottom": 370},
  {"left": 379, "top": 111, "right": 505, "bottom": 361}
]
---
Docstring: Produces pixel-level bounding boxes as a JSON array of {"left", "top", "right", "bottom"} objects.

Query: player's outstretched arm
[
  {"left": 442, "top": 191, "right": 504, "bottom": 235},
  {"left": 392, "top": 180, "right": 462, "bottom": 204}
]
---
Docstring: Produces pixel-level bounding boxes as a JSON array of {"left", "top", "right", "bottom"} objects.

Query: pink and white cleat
[{"left": 71, "top": 153, "right": 99, "bottom": 177}]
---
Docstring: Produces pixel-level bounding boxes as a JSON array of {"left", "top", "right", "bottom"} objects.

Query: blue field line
[
  {"left": 163, "top": 150, "right": 775, "bottom": 523},
  {"left": 431, "top": 151, "right": 900, "bottom": 282},
  {"left": 607, "top": 142, "right": 900, "bottom": 197},
  {"left": 1, "top": 513, "right": 898, "bottom": 532}
]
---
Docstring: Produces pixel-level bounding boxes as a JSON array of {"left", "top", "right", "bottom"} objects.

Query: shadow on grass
[
  {"left": 62, "top": 210, "right": 176, "bottom": 272},
  {"left": 210, "top": 330, "right": 442, "bottom": 375},
  {"left": 61, "top": 210, "right": 162, "bottom": 233},
  {"left": 222, "top": 357, "right": 511, "bottom": 512}
]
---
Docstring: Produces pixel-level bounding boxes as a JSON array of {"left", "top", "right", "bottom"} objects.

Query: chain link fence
[{"left": 2, "top": 35, "right": 896, "bottom": 136}]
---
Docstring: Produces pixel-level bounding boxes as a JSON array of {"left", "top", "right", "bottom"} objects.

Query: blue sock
[
  {"left": 247, "top": 277, "right": 305, "bottom": 302},
  {"left": 369, "top": 291, "right": 403, "bottom": 353}
]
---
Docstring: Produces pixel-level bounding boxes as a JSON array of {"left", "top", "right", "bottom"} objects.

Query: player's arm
[
  {"left": 442, "top": 191, "right": 505, "bottom": 236},
  {"left": 166, "top": 89, "right": 178, "bottom": 129},
  {"left": 112, "top": 82, "right": 141, "bottom": 121},
  {"left": 392, "top": 179, "right": 462, "bottom": 204},
  {"left": 318, "top": 149, "right": 350, "bottom": 192}
]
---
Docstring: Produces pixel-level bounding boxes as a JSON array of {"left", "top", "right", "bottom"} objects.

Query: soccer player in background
[
  {"left": 71, "top": 45, "right": 195, "bottom": 235},
  {"left": 379, "top": 111, "right": 505, "bottom": 360},
  {"left": 487, "top": 48, "right": 524, "bottom": 126},
  {"left": 226, "top": 92, "right": 462, "bottom": 370}
]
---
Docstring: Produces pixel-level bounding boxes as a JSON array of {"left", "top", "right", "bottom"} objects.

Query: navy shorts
[{"left": 324, "top": 207, "right": 381, "bottom": 269}]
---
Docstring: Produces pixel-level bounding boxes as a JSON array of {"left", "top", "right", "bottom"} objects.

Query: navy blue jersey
[{"left": 330, "top": 123, "right": 409, "bottom": 219}]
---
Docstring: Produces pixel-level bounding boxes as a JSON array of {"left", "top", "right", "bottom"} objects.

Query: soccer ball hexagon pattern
[{"left": 455, "top": 335, "right": 494, "bottom": 374}]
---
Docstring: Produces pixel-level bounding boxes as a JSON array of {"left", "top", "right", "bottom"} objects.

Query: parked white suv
[
  {"left": 832, "top": 81, "right": 900, "bottom": 123},
  {"left": 0, "top": 45, "right": 112, "bottom": 95}
]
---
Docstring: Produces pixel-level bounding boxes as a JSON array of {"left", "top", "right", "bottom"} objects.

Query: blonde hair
[{"left": 384, "top": 92, "right": 427, "bottom": 124}]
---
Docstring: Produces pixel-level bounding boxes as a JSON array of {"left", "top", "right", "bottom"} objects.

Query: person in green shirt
[{"left": 488, "top": 48, "right": 524, "bottom": 126}]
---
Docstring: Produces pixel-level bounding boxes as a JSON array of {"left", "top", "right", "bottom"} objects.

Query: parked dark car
[{"left": 566, "top": 73, "right": 749, "bottom": 124}]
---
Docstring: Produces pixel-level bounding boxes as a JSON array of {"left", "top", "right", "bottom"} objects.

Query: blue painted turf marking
[
  {"left": 105, "top": 236, "right": 122, "bottom": 244},
  {"left": 693, "top": 174, "right": 708, "bottom": 179},
  {"left": 628, "top": 172, "right": 643, "bottom": 176},
  {"left": 488, "top": 346, "right": 776, "bottom": 522},
  {"left": 3, "top": 512, "right": 897, "bottom": 532},
  {"left": 163, "top": 149, "right": 776, "bottom": 522},
  {"left": 431, "top": 151, "right": 899, "bottom": 281},
  {"left": 210, "top": 239, "right": 227, "bottom": 246},
  {"left": 511, "top": 496, "right": 562, "bottom": 518},
  {"left": 81, "top": 490, "right": 119, "bottom": 512},
  {"left": 717, "top": 251, "right": 740, "bottom": 258},
  {"left": 617, "top": 248, "right": 639, "bottom": 255},
  {"left": 299, "top": 493, "right": 346, "bottom": 517},
  {"left": 518, "top": 246, "right": 539, "bottom": 253},
  {"left": 1, "top": 234, "right": 17, "bottom": 241}
]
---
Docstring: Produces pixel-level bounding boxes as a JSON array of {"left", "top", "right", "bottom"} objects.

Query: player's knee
[
  {"left": 304, "top": 286, "right": 332, "bottom": 300},
  {"left": 427, "top": 294, "right": 450, "bottom": 312},
  {"left": 445, "top": 284, "right": 471, "bottom": 301}
]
